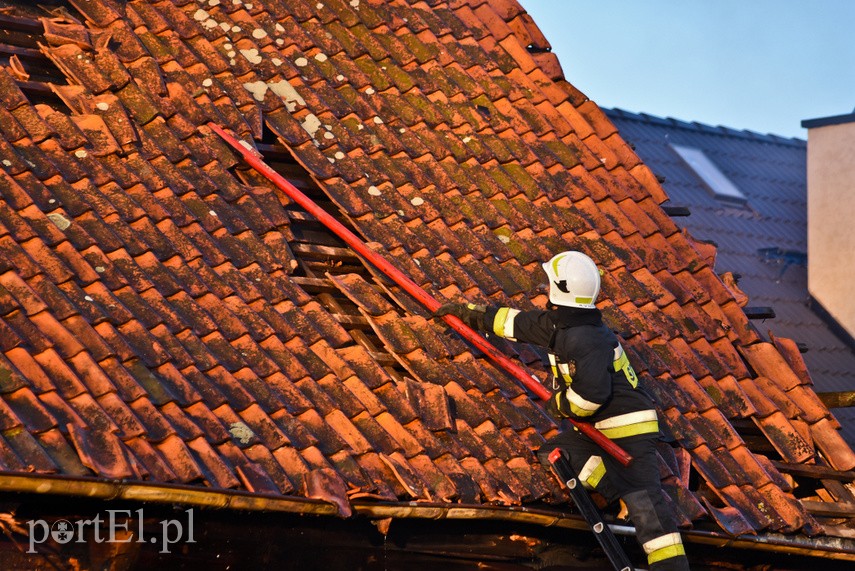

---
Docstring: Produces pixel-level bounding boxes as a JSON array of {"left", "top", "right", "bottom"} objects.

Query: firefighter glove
[
  {"left": 546, "top": 389, "right": 572, "bottom": 419},
  {"left": 433, "top": 302, "right": 488, "bottom": 331}
]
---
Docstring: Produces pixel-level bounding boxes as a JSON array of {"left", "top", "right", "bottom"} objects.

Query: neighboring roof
[
  {"left": 606, "top": 108, "right": 855, "bottom": 446},
  {"left": 0, "top": 0, "right": 854, "bottom": 559}
]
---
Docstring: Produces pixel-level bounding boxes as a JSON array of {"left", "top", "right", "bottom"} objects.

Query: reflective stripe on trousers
[
  {"left": 577, "top": 455, "right": 605, "bottom": 490},
  {"left": 643, "top": 532, "right": 686, "bottom": 566}
]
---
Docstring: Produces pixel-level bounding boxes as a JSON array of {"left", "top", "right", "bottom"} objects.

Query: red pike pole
[{"left": 207, "top": 123, "right": 632, "bottom": 467}]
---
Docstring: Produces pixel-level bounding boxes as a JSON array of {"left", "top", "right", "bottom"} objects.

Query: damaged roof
[
  {"left": 0, "top": 0, "right": 854, "bottom": 557},
  {"left": 606, "top": 108, "right": 855, "bottom": 447}
]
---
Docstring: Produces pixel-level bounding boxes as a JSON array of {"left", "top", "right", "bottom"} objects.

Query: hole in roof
[
  {"left": 0, "top": 1, "right": 73, "bottom": 111},
  {"left": 260, "top": 121, "right": 280, "bottom": 146},
  {"left": 670, "top": 144, "right": 747, "bottom": 205}
]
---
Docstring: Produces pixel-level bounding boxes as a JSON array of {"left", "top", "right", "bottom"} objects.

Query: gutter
[
  {"left": 0, "top": 472, "right": 338, "bottom": 516},
  {"left": 2, "top": 473, "right": 854, "bottom": 562},
  {"left": 352, "top": 502, "right": 855, "bottom": 562}
]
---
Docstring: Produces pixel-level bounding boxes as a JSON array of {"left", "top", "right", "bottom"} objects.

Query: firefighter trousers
[{"left": 537, "top": 428, "right": 690, "bottom": 571}]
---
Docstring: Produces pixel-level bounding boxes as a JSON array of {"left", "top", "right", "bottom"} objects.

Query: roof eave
[
  {"left": 802, "top": 113, "right": 855, "bottom": 129},
  {"left": 3, "top": 473, "right": 854, "bottom": 562}
]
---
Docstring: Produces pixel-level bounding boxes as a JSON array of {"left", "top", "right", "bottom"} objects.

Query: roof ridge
[{"left": 605, "top": 107, "right": 806, "bottom": 147}]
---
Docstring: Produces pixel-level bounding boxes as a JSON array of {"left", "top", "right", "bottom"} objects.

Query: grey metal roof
[{"left": 606, "top": 108, "right": 855, "bottom": 445}]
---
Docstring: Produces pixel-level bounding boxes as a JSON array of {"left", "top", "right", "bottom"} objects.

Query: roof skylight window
[{"left": 670, "top": 144, "right": 747, "bottom": 204}]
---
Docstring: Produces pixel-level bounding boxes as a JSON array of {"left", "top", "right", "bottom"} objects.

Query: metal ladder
[{"left": 548, "top": 448, "right": 634, "bottom": 571}]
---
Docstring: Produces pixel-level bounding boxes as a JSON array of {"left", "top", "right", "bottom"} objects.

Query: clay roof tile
[
  {"left": 150, "top": 433, "right": 203, "bottom": 483},
  {"left": 0, "top": 67, "right": 29, "bottom": 110},
  {"left": 695, "top": 376, "right": 751, "bottom": 420},
  {"left": 741, "top": 342, "right": 806, "bottom": 393},
  {"left": 713, "top": 484, "right": 778, "bottom": 531},
  {"left": 810, "top": 418, "right": 855, "bottom": 471},
  {"left": 3, "top": 386, "right": 52, "bottom": 433},
  {"left": 755, "top": 411, "right": 815, "bottom": 463},
  {"left": 67, "top": 422, "right": 134, "bottom": 479}
]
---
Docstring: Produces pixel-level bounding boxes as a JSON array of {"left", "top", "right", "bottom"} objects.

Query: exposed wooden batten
[
  {"left": 817, "top": 391, "right": 855, "bottom": 409},
  {"left": 290, "top": 275, "right": 338, "bottom": 292},
  {"left": 0, "top": 42, "right": 43, "bottom": 60},
  {"left": 801, "top": 500, "right": 855, "bottom": 518},
  {"left": 290, "top": 242, "right": 362, "bottom": 261},
  {"left": 0, "top": 12, "right": 42, "bottom": 34},
  {"left": 772, "top": 460, "right": 855, "bottom": 482}
]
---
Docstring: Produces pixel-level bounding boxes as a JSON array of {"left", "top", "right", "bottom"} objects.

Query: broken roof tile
[
  {"left": 68, "top": 423, "right": 135, "bottom": 479},
  {"left": 785, "top": 385, "right": 830, "bottom": 424},
  {"left": 701, "top": 498, "right": 756, "bottom": 537},
  {"left": 768, "top": 333, "right": 814, "bottom": 386}
]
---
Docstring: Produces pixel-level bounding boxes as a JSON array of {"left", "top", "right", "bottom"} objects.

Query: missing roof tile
[{"left": 0, "top": 1, "right": 73, "bottom": 111}]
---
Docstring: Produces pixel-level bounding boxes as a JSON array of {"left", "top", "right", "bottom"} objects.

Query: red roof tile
[
  {"left": 810, "top": 418, "right": 855, "bottom": 471},
  {"left": 755, "top": 411, "right": 815, "bottom": 463},
  {"left": 741, "top": 342, "right": 808, "bottom": 392},
  {"left": 67, "top": 423, "right": 135, "bottom": 479}
]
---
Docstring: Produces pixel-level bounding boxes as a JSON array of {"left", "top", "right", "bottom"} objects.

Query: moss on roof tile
[{"left": 395, "top": 30, "right": 441, "bottom": 65}]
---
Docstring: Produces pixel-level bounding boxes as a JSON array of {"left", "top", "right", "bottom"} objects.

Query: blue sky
[{"left": 520, "top": 1, "right": 855, "bottom": 139}]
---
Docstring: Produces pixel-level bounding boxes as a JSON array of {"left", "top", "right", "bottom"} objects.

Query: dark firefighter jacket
[{"left": 485, "top": 305, "right": 659, "bottom": 440}]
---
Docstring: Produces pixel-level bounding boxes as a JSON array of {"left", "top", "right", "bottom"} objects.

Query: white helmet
[{"left": 542, "top": 251, "right": 601, "bottom": 308}]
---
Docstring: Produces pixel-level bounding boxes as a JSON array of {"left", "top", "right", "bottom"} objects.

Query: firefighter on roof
[{"left": 435, "top": 251, "right": 690, "bottom": 571}]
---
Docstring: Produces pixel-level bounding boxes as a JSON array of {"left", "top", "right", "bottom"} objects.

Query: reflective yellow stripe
[
  {"left": 594, "top": 410, "right": 658, "bottom": 438},
  {"left": 648, "top": 544, "right": 685, "bottom": 564},
  {"left": 492, "top": 307, "right": 509, "bottom": 337},
  {"left": 643, "top": 532, "right": 683, "bottom": 554},
  {"left": 491, "top": 307, "right": 519, "bottom": 341},
  {"left": 548, "top": 354, "right": 560, "bottom": 386},
  {"left": 557, "top": 362, "right": 573, "bottom": 384},
  {"left": 575, "top": 296, "right": 593, "bottom": 305},
  {"left": 612, "top": 344, "right": 638, "bottom": 387},
  {"left": 598, "top": 420, "right": 659, "bottom": 439},
  {"left": 594, "top": 410, "right": 657, "bottom": 429},
  {"left": 551, "top": 253, "right": 568, "bottom": 275},
  {"left": 565, "top": 385, "right": 601, "bottom": 417},
  {"left": 549, "top": 354, "right": 574, "bottom": 387},
  {"left": 578, "top": 455, "right": 605, "bottom": 489},
  {"left": 644, "top": 533, "right": 685, "bottom": 566}
]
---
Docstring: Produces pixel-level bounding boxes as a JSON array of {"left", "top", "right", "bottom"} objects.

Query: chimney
[{"left": 802, "top": 111, "right": 855, "bottom": 339}]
